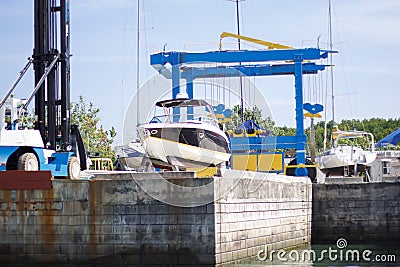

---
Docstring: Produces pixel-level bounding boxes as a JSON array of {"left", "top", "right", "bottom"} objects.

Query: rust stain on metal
[
  {"left": 0, "top": 171, "right": 52, "bottom": 190},
  {"left": 0, "top": 190, "right": 11, "bottom": 237},
  {"left": 0, "top": 185, "right": 58, "bottom": 262},
  {"left": 2, "top": 190, "right": 11, "bottom": 203},
  {"left": 88, "top": 180, "right": 101, "bottom": 257},
  {"left": 18, "top": 190, "right": 25, "bottom": 237},
  {"left": 41, "top": 188, "right": 57, "bottom": 262}
]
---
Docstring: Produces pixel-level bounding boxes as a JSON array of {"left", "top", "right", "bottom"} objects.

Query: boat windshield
[{"left": 149, "top": 104, "right": 218, "bottom": 126}]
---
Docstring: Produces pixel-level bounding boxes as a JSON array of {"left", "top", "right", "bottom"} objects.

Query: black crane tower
[
  {"left": 33, "top": 0, "right": 71, "bottom": 150},
  {"left": 32, "top": 0, "right": 86, "bottom": 170}
]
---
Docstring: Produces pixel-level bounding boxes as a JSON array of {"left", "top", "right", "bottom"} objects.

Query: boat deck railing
[{"left": 149, "top": 114, "right": 218, "bottom": 126}]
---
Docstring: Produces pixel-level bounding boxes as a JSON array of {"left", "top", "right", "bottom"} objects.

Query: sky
[{"left": 0, "top": 0, "right": 399, "bottom": 145}]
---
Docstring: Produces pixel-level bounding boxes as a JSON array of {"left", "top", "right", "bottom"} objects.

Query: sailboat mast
[
  {"left": 235, "top": 0, "right": 241, "bottom": 50},
  {"left": 234, "top": 0, "right": 244, "bottom": 123},
  {"left": 323, "top": 0, "right": 334, "bottom": 151},
  {"left": 136, "top": 0, "right": 140, "bottom": 125},
  {"left": 328, "top": 0, "right": 335, "bottom": 124}
]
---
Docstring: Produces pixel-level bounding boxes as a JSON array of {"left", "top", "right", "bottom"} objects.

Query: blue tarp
[
  {"left": 237, "top": 120, "right": 264, "bottom": 130},
  {"left": 236, "top": 120, "right": 271, "bottom": 136},
  {"left": 375, "top": 128, "right": 400, "bottom": 148}
]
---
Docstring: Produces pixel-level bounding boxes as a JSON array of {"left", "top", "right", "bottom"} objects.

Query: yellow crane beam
[{"left": 219, "top": 32, "right": 293, "bottom": 50}]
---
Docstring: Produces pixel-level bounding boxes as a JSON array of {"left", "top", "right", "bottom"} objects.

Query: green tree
[
  {"left": 274, "top": 125, "right": 296, "bottom": 136},
  {"left": 71, "top": 96, "right": 117, "bottom": 160},
  {"left": 224, "top": 105, "right": 277, "bottom": 133},
  {"left": 18, "top": 109, "right": 35, "bottom": 129}
]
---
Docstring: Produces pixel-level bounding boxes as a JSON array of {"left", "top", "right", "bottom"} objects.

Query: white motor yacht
[{"left": 137, "top": 98, "right": 230, "bottom": 170}]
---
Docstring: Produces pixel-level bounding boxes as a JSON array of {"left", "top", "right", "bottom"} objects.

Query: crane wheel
[
  {"left": 68, "top": 156, "right": 81, "bottom": 179},
  {"left": 286, "top": 158, "right": 317, "bottom": 183},
  {"left": 17, "top": 153, "right": 39, "bottom": 171}
]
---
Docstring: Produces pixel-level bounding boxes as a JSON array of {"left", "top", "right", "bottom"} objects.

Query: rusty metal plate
[{"left": 0, "top": 171, "right": 53, "bottom": 190}]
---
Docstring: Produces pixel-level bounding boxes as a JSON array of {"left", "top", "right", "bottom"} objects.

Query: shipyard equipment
[
  {"left": 150, "top": 33, "right": 335, "bottom": 179},
  {"left": 0, "top": 0, "right": 86, "bottom": 180}
]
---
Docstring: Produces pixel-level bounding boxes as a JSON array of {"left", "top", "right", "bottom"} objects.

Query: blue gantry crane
[{"left": 150, "top": 42, "right": 335, "bottom": 179}]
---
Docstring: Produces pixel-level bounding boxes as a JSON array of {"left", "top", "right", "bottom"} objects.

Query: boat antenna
[
  {"left": 136, "top": 0, "right": 140, "bottom": 126},
  {"left": 231, "top": 0, "right": 245, "bottom": 123}
]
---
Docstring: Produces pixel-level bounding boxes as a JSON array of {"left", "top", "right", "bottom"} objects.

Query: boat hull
[
  {"left": 137, "top": 122, "right": 230, "bottom": 169},
  {"left": 318, "top": 164, "right": 371, "bottom": 177},
  {"left": 114, "top": 142, "right": 147, "bottom": 171},
  {"left": 317, "top": 145, "right": 376, "bottom": 177}
]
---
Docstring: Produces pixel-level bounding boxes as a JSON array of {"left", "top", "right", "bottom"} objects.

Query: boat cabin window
[
  {"left": 382, "top": 161, "right": 391, "bottom": 175},
  {"left": 150, "top": 104, "right": 218, "bottom": 126}
]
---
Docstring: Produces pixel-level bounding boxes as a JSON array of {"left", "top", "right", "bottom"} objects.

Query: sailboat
[
  {"left": 114, "top": 141, "right": 147, "bottom": 171},
  {"left": 317, "top": 126, "right": 376, "bottom": 177},
  {"left": 114, "top": 0, "right": 147, "bottom": 171},
  {"left": 316, "top": 0, "right": 377, "bottom": 178},
  {"left": 137, "top": 96, "right": 231, "bottom": 170}
]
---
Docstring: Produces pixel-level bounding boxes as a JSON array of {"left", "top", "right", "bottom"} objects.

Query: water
[{"left": 227, "top": 244, "right": 400, "bottom": 267}]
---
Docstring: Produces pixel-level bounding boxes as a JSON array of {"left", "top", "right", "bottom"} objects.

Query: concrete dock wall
[
  {"left": 0, "top": 170, "right": 312, "bottom": 266},
  {"left": 215, "top": 171, "right": 312, "bottom": 265},
  {"left": 0, "top": 174, "right": 216, "bottom": 266},
  {"left": 312, "top": 182, "right": 400, "bottom": 245}
]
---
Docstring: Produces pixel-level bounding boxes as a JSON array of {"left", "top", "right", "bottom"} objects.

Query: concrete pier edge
[{"left": 0, "top": 170, "right": 398, "bottom": 266}]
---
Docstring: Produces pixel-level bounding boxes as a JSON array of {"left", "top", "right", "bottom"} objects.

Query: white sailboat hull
[
  {"left": 114, "top": 141, "right": 147, "bottom": 170},
  {"left": 317, "top": 145, "right": 376, "bottom": 176}
]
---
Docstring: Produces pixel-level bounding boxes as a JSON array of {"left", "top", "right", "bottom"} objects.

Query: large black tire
[
  {"left": 68, "top": 156, "right": 81, "bottom": 179},
  {"left": 17, "top": 153, "right": 39, "bottom": 171},
  {"left": 286, "top": 158, "right": 317, "bottom": 183}
]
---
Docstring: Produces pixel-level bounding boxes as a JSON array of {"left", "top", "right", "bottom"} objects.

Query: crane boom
[{"left": 219, "top": 32, "right": 292, "bottom": 50}]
